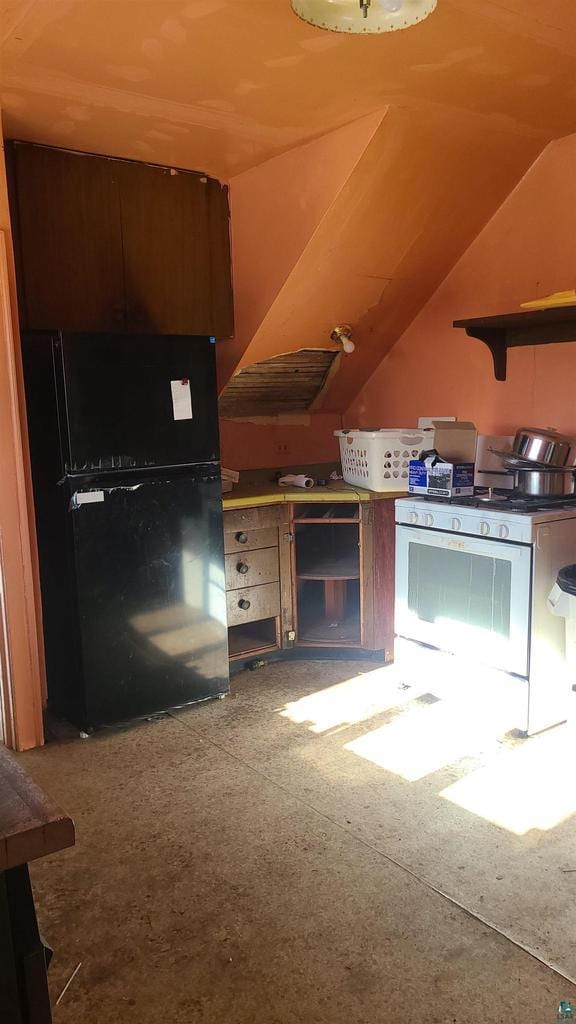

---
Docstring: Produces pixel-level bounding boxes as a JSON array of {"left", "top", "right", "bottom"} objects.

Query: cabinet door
[
  {"left": 7, "top": 142, "right": 125, "bottom": 331},
  {"left": 206, "top": 176, "right": 234, "bottom": 339},
  {"left": 117, "top": 161, "right": 233, "bottom": 337}
]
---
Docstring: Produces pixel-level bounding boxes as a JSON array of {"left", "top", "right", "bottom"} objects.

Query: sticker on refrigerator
[
  {"left": 71, "top": 490, "right": 105, "bottom": 509},
  {"left": 171, "top": 379, "right": 193, "bottom": 421}
]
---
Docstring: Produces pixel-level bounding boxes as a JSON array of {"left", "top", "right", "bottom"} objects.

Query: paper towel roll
[{"left": 278, "top": 474, "right": 314, "bottom": 489}]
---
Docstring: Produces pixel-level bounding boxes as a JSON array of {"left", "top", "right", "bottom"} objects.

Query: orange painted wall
[
  {"left": 219, "top": 413, "right": 342, "bottom": 472},
  {"left": 217, "top": 113, "right": 382, "bottom": 470},
  {"left": 217, "top": 112, "right": 384, "bottom": 390},
  {"left": 347, "top": 132, "right": 576, "bottom": 436}
]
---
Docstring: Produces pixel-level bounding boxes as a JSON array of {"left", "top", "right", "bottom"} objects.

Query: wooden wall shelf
[{"left": 453, "top": 306, "right": 576, "bottom": 380}]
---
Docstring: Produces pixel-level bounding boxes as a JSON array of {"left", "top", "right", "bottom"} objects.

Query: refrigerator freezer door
[
  {"left": 69, "top": 471, "right": 229, "bottom": 728},
  {"left": 54, "top": 332, "right": 220, "bottom": 471}
]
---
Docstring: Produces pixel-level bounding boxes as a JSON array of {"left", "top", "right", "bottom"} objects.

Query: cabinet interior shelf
[
  {"left": 297, "top": 558, "right": 360, "bottom": 581},
  {"left": 295, "top": 518, "right": 360, "bottom": 525},
  {"left": 298, "top": 611, "right": 361, "bottom": 646},
  {"left": 453, "top": 305, "right": 576, "bottom": 381}
]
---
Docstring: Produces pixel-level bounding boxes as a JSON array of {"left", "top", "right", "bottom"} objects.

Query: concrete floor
[{"left": 21, "top": 660, "right": 576, "bottom": 1023}]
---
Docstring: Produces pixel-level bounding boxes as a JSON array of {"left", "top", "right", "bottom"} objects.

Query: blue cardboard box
[
  {"left": 408, "top": 458, "right": 475, "bottom": 497},
  {"left": 408, "top": 421, "right": 477, "bottom": 497}
]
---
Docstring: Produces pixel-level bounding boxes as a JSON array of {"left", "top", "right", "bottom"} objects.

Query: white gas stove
[{"left": 395, "top": 493, "right": 576, "bottom": 735}]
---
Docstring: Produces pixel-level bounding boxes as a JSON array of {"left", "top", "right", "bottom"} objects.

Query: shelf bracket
[{"left": 465, "top": 326, "right": 507, "bottom": 381}]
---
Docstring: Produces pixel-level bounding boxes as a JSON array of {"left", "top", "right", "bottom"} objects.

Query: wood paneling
[
  {"left": 207, "top": 177, "right": 234, "bottom": 339},
  {"left": 7, "top": 142, "right": 234, "bottom": 338},
  {"left": 8, "top": 142, "right": 124, "bottom": 332},
  {"left": 118, "top": 160, "right": 211, "bottom": 335},
  {"left": 219, "top": 349, "right": 338, "bottom": 417}
]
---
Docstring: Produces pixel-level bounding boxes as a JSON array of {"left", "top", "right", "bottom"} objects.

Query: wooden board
[
  {"left": 0, "top": 747, "right": 75, "bottom": 871},
  {"left": 219, "top": 349, "right": 339, "bottom": 417}
]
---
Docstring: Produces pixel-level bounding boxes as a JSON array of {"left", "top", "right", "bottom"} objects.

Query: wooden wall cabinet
[
  {"left": 7, "top": 141, "right": 234, "bottom": 338},
  {"left": 224, "top": 499, "right": 395, "bottom": 664}
]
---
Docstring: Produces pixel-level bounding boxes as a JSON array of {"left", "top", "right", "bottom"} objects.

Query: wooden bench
[{"left": 0, "top": 746, "right": 75, "bottom": 1022}]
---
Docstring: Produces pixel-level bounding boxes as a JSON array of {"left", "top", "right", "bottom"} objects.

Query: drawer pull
[
  {"left": 236, "top": 532, "right": 248, "bottom": 544},
  {"left": 238, "top": 598, "right": 251, "bottom": 610},
  {"left": 237, "top": 561, "right": 250, "bottom": 575}
]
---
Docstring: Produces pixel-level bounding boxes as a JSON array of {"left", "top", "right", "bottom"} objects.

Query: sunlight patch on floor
[
  {"left": 276, "top": 641, "right": 574, "bottom": 835},
  {"left": 441, "top": 721, "right": 576, "bottom": 835},
  {"left": 343, "top": 671, "right": 521, "bottom": 782},
  {"left": 278, "top": 663, "right": 426, "bottom": 735}
]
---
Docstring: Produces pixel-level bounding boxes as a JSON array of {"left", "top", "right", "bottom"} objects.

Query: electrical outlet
[{"left": 276, "top": 443, "right": 290, "bottom": 455}]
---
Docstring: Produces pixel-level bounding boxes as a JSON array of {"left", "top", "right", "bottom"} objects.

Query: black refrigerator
[{"left": 22, "top": 331, "right": 230, "bottom": 731}]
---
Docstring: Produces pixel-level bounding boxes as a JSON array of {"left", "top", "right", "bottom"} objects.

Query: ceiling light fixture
[
  {"left": 331, "top": 325, "right": 355, "bottom": 354},
  {"left": 291, "top": 0, "right": 437, "bottom": 33}
]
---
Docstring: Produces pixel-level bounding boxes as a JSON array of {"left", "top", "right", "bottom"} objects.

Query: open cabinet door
[{"left": 0, "top": 230, "right": 45, "bottom": 749}]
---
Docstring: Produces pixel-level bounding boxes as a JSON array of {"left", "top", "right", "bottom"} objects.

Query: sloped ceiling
[
  {"left": 231, "top": 103, "right": 542, "bottom": 409},
  {"left": 3, "top": 0, "right": 576, "bottom": 408},
  {"left": 3, "top": 0, "right": 576, "bottom": 178}
]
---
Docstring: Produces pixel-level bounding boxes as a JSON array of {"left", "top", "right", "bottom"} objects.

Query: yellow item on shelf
[{"left": 521, "top": 290, "right": 576, "bottom": 310}]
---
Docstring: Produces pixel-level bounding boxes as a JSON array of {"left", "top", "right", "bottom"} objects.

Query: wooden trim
[
  {"left": 0, "top": 231, "right": 44, "bottom": 749},
  {"left": 289, "top": 504, "right": 300, "bottom": 642},
  {"left": 228, "top": 639, "right": 279, "bottom": 662},
  {"left": 360, "top": 502, "right": 374, "bottom": 649},
  {"left": 278, "top": 508, "right": 294, "bottom": 647},
  {"left": 296, "top": 639, "right": 363, "bottom": 649},
  {"left": 371, "top": 499, "right": 395, "bottom": 660}
]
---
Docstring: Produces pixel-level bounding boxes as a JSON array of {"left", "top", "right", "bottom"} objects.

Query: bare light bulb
[{"left": 330, "top": 325, "right": 355, "bottom": 354}]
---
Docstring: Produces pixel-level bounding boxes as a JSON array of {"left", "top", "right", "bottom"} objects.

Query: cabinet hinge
[{"left": 283, "top": 532, "right": 294, "bottom": 543}]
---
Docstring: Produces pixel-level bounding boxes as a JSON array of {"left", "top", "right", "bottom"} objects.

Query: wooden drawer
[
  {"left": 225, "top": 547, "right": 279, "bottom": 591},
  {"left": 224, "top": 505, "right": 283, "bottom": 533},
  {"left": 224, "top": 526, "right": 278, "bottom": 555},
  {"left": 227, "top": 582, "right": 280, "bottom": 626}
]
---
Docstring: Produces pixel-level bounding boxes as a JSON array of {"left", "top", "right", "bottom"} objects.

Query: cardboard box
[{"left": 408, "top": 421, "right": 477, "bottom": 497}]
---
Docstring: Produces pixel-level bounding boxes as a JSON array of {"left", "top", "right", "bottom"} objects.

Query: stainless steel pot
[
  {"left": 514, "top": 468, "right": 576, "bottom": 496},
  {"left": 513, "top": 427, "right": 576, "bottom": 468}
]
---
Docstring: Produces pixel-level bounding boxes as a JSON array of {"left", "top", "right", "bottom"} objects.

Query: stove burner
[{"left": 431, "top": 491, "right": 576, "bottom": 513}]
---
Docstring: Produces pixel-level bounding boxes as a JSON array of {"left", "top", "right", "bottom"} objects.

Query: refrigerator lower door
[{"left": 68, "top": 472, "right": 229, "bottom": 728}]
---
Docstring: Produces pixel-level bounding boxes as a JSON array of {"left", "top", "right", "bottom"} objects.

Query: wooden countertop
[
  {"left": 0, "top": 747, "right": 75, "bottom": 871},
  {"left": 223, "top": 483, "right": 405, "bottom": 509}
]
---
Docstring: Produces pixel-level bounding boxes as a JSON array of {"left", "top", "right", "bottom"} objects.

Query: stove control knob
[
  {"left": 479, "top": 521, "right": 490, "bottom": 536},
  {"left": 499, "top": 524, "right": 510, "bottom": 539},
  {"left": 424, "top": 513, "right": 434, "bottom": 527},
  {"left": 452, "top": 517, "right": 462, "bottom": 531},
  {"left": 410, "top": 512, "right": 419, "bottom": 525}
]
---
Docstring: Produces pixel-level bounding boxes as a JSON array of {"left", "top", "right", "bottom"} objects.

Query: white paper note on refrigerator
[{"left": 171, "top": 379, "right": 193, "bottom": 421}]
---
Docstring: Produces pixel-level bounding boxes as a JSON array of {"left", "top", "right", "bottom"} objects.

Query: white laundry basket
[{"left": 335, "top": 428, "right": 428, "bottom": 492}]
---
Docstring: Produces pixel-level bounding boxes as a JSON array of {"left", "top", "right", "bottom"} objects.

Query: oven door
[{"left": 395, "top": 525, "right": 532, "bottom": 677}]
